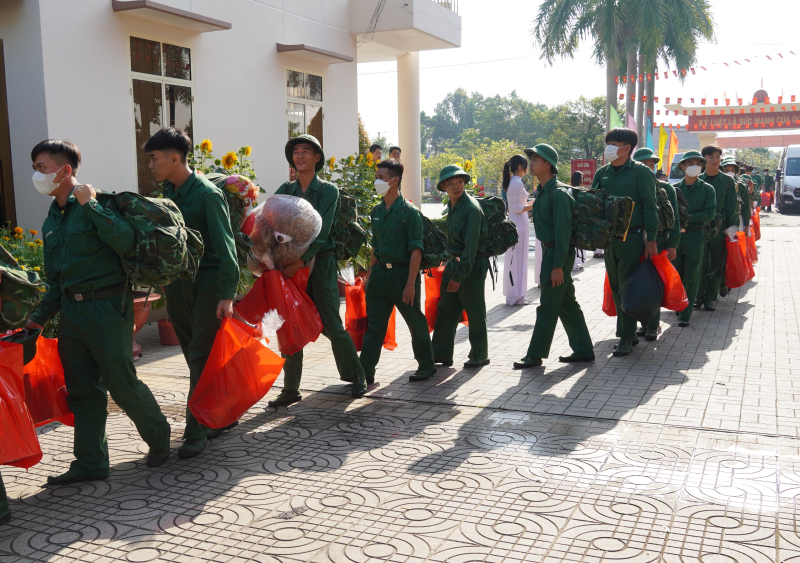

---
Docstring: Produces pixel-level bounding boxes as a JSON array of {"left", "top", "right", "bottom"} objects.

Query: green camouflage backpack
[
  {"left": 0, "top": 245, "right": 47, "bottom": 330},
  {"left": 475, "top": 196, "right": 519, "bottom": 257},
  {"left": 705, "top": 212, "right": 723, "bottom": 240},
  {"left": 570, "top": 188, "right": 634, "bottom": 250},
  {"left": 674, "top": 186, "right": 691, "bottom": 229},
  {"left": 204, "top": 173, "right": 255, "bottom": 268},
  {"left": 96, "top": 192, "right": 204, "bottom": 288},
  {"left": 656, "top": 182, "right": 676, "bottom": 233},
  {"left": 419, "top": 215, "right": 450, "bottom": 271},
  {"left": 332, "top": 189, "right": 369, "bottom": 261}
]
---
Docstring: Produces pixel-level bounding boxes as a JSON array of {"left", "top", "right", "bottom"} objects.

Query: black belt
[
  {"left": 66, "top": 281, "right": 126, "bottom": 302},
  {"left": 541, "top": 241, "right": 555, "bottom": 249},
  {"left": 380, "top": 261, "right": 409, "bottom": 269},
  {"left": 682, "top": 226, "right": 704, "bottom": 233},
  {"left": 316, "top": 249, "right": 336, "bottom": 260}
]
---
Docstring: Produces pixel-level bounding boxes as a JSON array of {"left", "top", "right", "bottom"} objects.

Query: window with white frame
[
  {"left": 130, "top": 37, "right": 193, "bottom": 194},
  {"left": 286, "top": 69, "right": 323, "bottom": 147}
]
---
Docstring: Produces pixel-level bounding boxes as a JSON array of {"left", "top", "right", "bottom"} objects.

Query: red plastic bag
[
  {"left": 725, "top": 234, "right": 752, "bottom": 288},
  {"left": 751, "top": 213, "right": 761, "bottom": 241},
  {"left": 0, "top": 342, "right": 42, "bottom": 469},
  {"left": 650, "top": 251, "right": 689, "bottom": 311},
  {"left": 602, "top": 273, "right": 617, "bottom": 316},
  {"left": 344, "top": 280, "right": 396, "bottom": 352},
  {"left": 23, "top": 336, "right": 74, "bottom": 427},
  {"left": 424, "top": 266, "right": 468, "bottom": 332},
  {"left": 761, "top": 192, "right": 771, "bottom": 208},
  {"left": 746, "top": 234, "right": 758, "bottom": 264},
  {"left": 188, "top": 318, "right": 284, "bottom": 429},
  {"left": 236, "top": 268, "right": 322, "bottom": 355}
]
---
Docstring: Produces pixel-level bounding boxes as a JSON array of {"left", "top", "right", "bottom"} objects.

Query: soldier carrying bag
[
  {"left": 0, "top": 245, "right": 47, "bottom": 330},
  {"left": 332, "top": 189, "right": 369, "bottom": 262},
  {"left": 570, "top": 188, "right": 634, "bottom": 250},
  {"left": 474, "top": 195, "right": 519, "bottom": 288}
]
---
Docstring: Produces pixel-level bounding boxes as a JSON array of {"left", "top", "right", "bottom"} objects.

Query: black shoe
[
  {"left": 678, "top": 320, "right": 690, "bottom": 327},
  {"left": 267, "top": 391, "right": 302, "bottom": 408},
  {"left": 0, "top": 510, "right": 9, "bottom": 525},
  {"left": 409, "top": 367, "right": 437, "bottom": 382},
  {"left": 178, "top": 438, "right": 207, "bottom": 459},
  {"left": 719, "top": 285, "right": 729, "bottom": 297},
  {"left": 463, "top": 358, "right": 490, "bottom": 369},
  {"left": 351, "top": 372, "right": 368, "bottom": 398},
  {"left": 636, "top": 327, "right": 646, "bottom": 337},
  {"left": 693, "top": 302, "right": 702, "bottom": 310},
  {"left": 46, "top": 471, "right": 107, "bottom": 487},
  {"left": 434, "top": 358, "right": 453, "bottom": 367},
  {"left": 558, "top": 354, "right": 595, "bottom": 363},
  {"left": 644, "top": 330, "right": 658, "bottom": 341},
  {"left": 206, "top": 421, "right": 238, "bottom": 441},
  {"left": 366, "top": 376, "right": 375, "bottom": 386},
  {"left": 704, "top": 304, "right": 715, "bottom": 311},
  {"left": 513, "top": 357, "right": 542, "bottom": 369},
  {"left": 146, "top": 425, "right": 171, "bottom": 467}
]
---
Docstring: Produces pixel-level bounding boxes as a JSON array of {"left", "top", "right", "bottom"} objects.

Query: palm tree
[{"left": 533, "top": 0, "right": 714, "bottom": 140}]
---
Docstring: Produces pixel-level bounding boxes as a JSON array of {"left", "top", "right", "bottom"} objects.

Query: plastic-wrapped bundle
[{"left": 248, "top": 195, "right": 322, "bottom": 274}]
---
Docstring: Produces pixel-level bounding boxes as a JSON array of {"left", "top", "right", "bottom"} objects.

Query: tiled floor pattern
[{"left": 1, "top": 212, "right": 798, "bottom": 562}]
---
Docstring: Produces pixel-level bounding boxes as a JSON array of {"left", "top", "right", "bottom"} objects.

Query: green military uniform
[
  {"left": 764, "top": 173, "right": 775, "bottom": 191},
  {"left": 162, "top": 171, "right": 239, "bottom": 445},
  {"left": 590, "top": 158, "right": 660, "bottom": 344},
  {"left": 31, "top": 192, "right": 169, "bottom": 478},
  {"left": 431, "top": 166, "right": 489, "bottom": 364},
  {"left": 360, "top": 195, "right": 435, "bottom": 381},
  {"left": 673, "top": 174, "right": 716, "bottom": 323},
  {"left": 522, "top": 170, "right": 593, "bottom": 361},
  {"left": 0, "top": 473, "right": 8, "bottom": 524},
  {"left": 645, "top": 178, "right": 681, "bottom": 333},
  {"left": 697, "top": 170, "right": 738, "bottom": 308},
  {"left": 751, "top": 172, "right": 763, "bottom": 191},
  {"left": 274, "top": 138, "right": 365, "bottom": 401}
]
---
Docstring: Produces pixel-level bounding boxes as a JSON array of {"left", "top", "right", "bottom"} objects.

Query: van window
[
  {"left": 786, "top": 158, "right": 800, "bottom": 176},
  {"left": 670, "top": 162, "right": 685, "bottom": 180}
]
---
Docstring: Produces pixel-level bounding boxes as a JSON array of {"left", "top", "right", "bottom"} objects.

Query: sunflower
[
  {"left": 366, "top": 153, "right": 374, "bottom": 166},
  {"left": 328, "top": 157, "right": 336, "bottom": 169},
  {"left": 13, "top": 227, "right": 23, "bottom": 234},
  {"left": 348, "top": 156, "right": 354, "bottom": 165},
  {"left": 222, "top": 151, "right": 238, "bottom": 170},
  {"left": 242, "top": 146, "right": 252, "bottom": 157},
  {"left": 200, "top": 139, "right": 213, "bottom": 153},
  {"left": 464, "top": 160, "right": 473, "bottom": 172},
  {"left": 29, "top": 229, "right": 38, "bottom": 235}
]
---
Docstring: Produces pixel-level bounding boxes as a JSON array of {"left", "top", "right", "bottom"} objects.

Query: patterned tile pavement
[{"left": 1, "top": 211, "right": 799, "bottom": 562}]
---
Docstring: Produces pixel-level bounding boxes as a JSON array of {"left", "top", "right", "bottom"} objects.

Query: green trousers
[
  {"left": 165, "top": 268, "right": 222, "bottom": 442},
  {"left": 0, "top": 472, "right": 8, "bottom": 520},
  {"left": 673, "top": 231, "right": 706, "bottom": 322},
  {"left": 360, "top": 265, "right": 435, "bottom": 379},
  {"left": 281, "top": 255, "right": 364, "bottom": 393},
  {"left": 431, "top": 257, "right": 489, "bottom": 362},
  {"left": 58, "top": 291, "right": 169, "bottom": 477},
  {"left": 645, "top": 237, "right": 672, "bottom": 332},
  {"left": 525, "top": 246, "right": 593, "bottom": 359},
  {"left": 698, "top": 231, "right": 727, "bottom": 307},
  {"left": 604, "top": 233, "right": 646, "bottom": 339}
]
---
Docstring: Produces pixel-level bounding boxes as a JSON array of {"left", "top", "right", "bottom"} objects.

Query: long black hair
[
  {"left": 570, "top": 171, "right": 583, "bottom": 187},
  {"left": 502, "top": 154, "right": 529, "bottom": 191}
]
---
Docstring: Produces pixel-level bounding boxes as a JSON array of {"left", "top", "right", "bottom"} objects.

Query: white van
[
  {"left": 667, "top": 152, "right": 685, "bottom": 185},
  {"left": 777, "top": 145, "right": 800, "bottom": 213}
]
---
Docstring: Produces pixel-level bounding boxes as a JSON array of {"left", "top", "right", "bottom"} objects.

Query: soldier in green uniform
[
  {"left": 513, "top": 145, "right": 593, "bottom": 368},
  {"left": 431, "top": 164, "right": 490, "bottom": 368},
  {"left": 360, "top": 159, "right": 437, "bottom": 383},
  {"left": 763, "top": 168, "right": 774, "bottom": 211},
  {"left": 632, "top": 148, "right": 680, "bottom": 340},
  {"left": 26, "top": 140, "right": 170, "bottom": 484},
  {"left": 269, "top": 135, "right": 368, "bottom": 403},
  {"left": 590, "top": 128, "right": 660, "bottom": 356},
  {"left": 696, "top": 145, "right": 738, "bottom": 311},
  {"left": 145, "top": 128, "right": 240, "bottom": 459},
  {"left": 718, "top": 158, "right": 750, "bottom": 298},
  {"left": 672, "top": 151, "right": 717, "bottom": 327}
]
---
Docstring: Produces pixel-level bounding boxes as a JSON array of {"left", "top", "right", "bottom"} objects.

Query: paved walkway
[{"left": 1, "top": 212, "right": 799, "bottom": 563}]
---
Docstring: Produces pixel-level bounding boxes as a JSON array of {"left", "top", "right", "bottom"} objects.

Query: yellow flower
[
  {"left": 328, "top": 157, "right": 336, "bottom": 169},
  {"left": 221, "top": 151, "right": 238, "bottom": 170},
  {"left": 200, "top": 139, "right": 213, "bottom": 153},
  {"left": 243, "top": 146, "right": 252, "bottom": 157},
  {"left": 3, "top": 237, "right": 8, "bottom": 241},
  {"left": 35, "top": 239, "right": 43, "bottom": 245},
  {"left": 33, "top": 267, "right": 40, "bottom": 271},
  {"left": 26, "top": 242, "right": 34, "bottom": 247},
  {"left": 464, "top": 160, "right": 473, "bottom": 172},
  {"left": 14, "top": 234, "right": 22, "bottom": 240},
  {"left": 19, "top": 264, "right": 26, "bottom": 270},
  {"left": 348, "top": 156, "right": 354, "bottom": 165},
  {"left": 37, "top": 287, "right": 47, "bottom": 292},
  {"left": 29, "top": 229, "right": 38, "bottom": 235},
  {"left": 366, "top": 153, "right": 374, "bottom": 166},
  {"left": 13, "top": 227, "right": 23, "bottom": 234}
]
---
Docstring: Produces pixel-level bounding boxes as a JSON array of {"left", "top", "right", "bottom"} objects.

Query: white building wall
[{"left": 1, "top": 0, "right": 358, "bottom": 229}]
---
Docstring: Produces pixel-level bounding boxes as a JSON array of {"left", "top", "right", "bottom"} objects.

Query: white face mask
[
  {"left": 374, "top": 179, "right": 392, "bottom": 196},
  {"left": 32, "top": 166, "right": 66, "bottom": 195},
  {"left": 604, "top": 144, "right": 624, "bottom": 161},
  {"left": 685, "top": 165, "right": 702, "bottom": 178},
  {"left": 725, "top": 171, "right": 736, "bottom": 178}
]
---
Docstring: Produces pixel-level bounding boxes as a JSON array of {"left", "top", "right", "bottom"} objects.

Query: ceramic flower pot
[
  {"left": 132, "top": 291, "right": 160, "bottom": 360},
  {"left": 157, "top": 319, "right": 180, "bottom": 346}
]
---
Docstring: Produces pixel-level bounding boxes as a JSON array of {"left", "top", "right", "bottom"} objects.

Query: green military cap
[
  {"left": 437, "top": 164, "right": 472, "bottom": 191},
  {"left": 285, "top": 134, "right": 325, "bottom": 172},
  {"left": 633, "top": 147, "right": 660, "bottom": 163},
  {"left": 0, "top": 328, "right": 41, "bottom": 365},
  {"left": 679, "top": 150, "right": 706, "bottom": 165},
  {"left": 523, "top": 143, "right": 559, "bottom": 174},
  {"left": 721, "top": 158, "right": 740, "bottom": 174}
]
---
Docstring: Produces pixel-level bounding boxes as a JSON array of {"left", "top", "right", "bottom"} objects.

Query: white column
[{"left": 397, "top": 52, "right": 421, "bottom": 206}]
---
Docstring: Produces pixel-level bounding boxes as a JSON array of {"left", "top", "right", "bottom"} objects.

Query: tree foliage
[{"left": 735, "top": 148, "right": 780, "bottom": 173}]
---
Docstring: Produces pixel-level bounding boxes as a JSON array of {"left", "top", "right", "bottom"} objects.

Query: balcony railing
[{"left": 432, "top": 0, "right": 458, "bottom": 13}]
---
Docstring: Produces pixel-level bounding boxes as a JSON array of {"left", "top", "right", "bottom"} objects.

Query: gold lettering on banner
[{"left": 688, "top": 111, "right": 800, "bottom": 129}]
